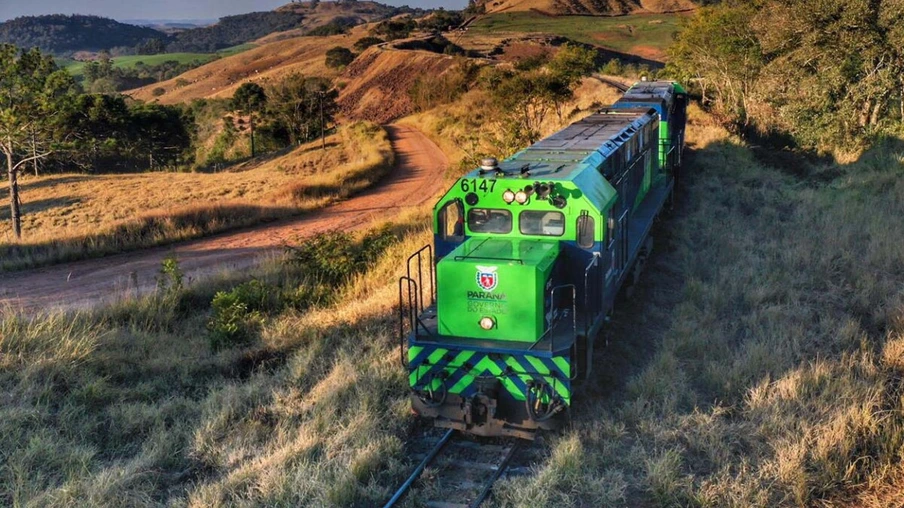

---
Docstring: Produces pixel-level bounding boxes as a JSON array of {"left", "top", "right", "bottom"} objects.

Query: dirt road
[{"left": 0, "top": 125, "right": 448, "bottom": 312}]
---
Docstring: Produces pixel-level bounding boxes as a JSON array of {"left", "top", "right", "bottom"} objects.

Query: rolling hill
[
  {"left": 0, "top": 15, "right": 165, "bottom": 54},
  {"left": 128, "top": 28, "right": 365, "bottom": 104},
  {"left": 0, "top": 2, "right": 426, "bottom": 57}
]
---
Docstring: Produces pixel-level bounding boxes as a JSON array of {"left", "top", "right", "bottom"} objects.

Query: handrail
[
  {"left": 530, "top": 284, "right": 576, "bottom": 354},
  {"left": 583, "top": 253, "right": 600, "bottom": 337},
  {"left": 398, "top": 276, "right": 418, "bottom": 368},
  {"left": 407, "top": 244, "right": 435, "bottom": 311}
]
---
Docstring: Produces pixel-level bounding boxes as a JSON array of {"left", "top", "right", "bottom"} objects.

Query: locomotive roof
[
  {"left": 469, "top": 107, "right": 656, "bottom": 183},
  {"left": 463, "top": 107, "right": 656, "bottom": 211},
  {"left": 620, "top": 80, "right": 686, "bottom": 103}
]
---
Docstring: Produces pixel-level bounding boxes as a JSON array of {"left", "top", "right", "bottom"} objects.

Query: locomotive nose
[{"left": 436, "top": 238, "right": 559, "bottom": 342}]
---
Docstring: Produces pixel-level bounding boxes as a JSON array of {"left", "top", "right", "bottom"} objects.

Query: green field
[
  {"left": 63, "top": 44, "right": 255, "bottom": 77},
  {"left": 470, "top": 12, "right": 684, "bottom": 60}
]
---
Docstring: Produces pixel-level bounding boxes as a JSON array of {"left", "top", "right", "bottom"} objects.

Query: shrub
[
  {"left": 152, "top": 87, "right": 166, "bottom": 97},
  {"left": 206, "top": 227, "right": 399, "bottom": 350},
  {"left": 325, "top": 47, "right": 355, "bottom": 69},
  {"left": 418, "top": 10, "right": 464, "bottom": 32},
  {"left": 371, "top": 18, "right": 416, "bottom": 41},
  {"left": 354, "top": 36, "right": 384, "bottom": 52},
  {"left": 159, "top": 255, "right": 184, "bottom": 293},
  {"left": 207, "top": 281, "right": 267, "bottom": 350},
  {"left": 307, "top": 22, "right": 348, "bottom": 36}
]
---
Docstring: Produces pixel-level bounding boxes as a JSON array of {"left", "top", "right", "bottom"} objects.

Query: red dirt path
[{"left": 0, "top": 125, "right": 448, "bottom": 313}]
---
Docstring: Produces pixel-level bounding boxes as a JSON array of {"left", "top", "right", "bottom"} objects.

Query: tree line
[
  {"left": 1, "top": 44, "right": 338, "bottom": 240},
  {"left": 81, "top": 55, "right": 210, "bottom": 93},
  {"left": 668, "top": 0, "right": 904, "bottom": 149},
  {"left": 0, "top": 15, "right": 165, "bottom": 55}
]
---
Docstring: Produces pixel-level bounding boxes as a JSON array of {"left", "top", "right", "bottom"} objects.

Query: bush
[
  {"left": 207, "top": 281, "right": 267, "bottom": 350},
  {"left": 159, "top": 255, "right": 184, "bottom": 293},
  {"left": 307, "top": 22, "right": 348, "bottom": 36},
  {"left": 371, "top": 18, "right": 416, "bottom": 41},
  {"left": 418, "top": 10, "right": 464, "bottom": 32},
  {"left": 207, "top": 227, "right": 399, "bottom": 351},
  {"left": 288, "top": 226, "right": 398, "bottom": 285},
  {"left": 354, "top": 36, "right": 384, "bottom": 52},
  {"left": 325, "top": 47, "right": 355, "bottom": 69},
  {"left": 152, "top": 87, "right": 166, "bottom": 97}
]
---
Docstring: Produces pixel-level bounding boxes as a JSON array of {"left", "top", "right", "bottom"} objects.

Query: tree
[
  {"left": 752, "top": 0, "right": 904, "bottom": 145},
  {"left": 548, "top": 43, "right": 597, "bottom": 84},
  {"left": 128, "top": 103, "right": 193, "bottom": 169},
  {"left": 668, "top": 0, "right": 904, "bottom": 146},
  {"left": 485, "top": 69, "right": 574, "bottom": 150},
  {"left": 231, "top": 82, "right": 267, "bottom": 157},
  {"left": 325, "top": 47, "right": 355, "bottom": 69},
  {"left": 266, "top": 73, "right": 337, "bottom": 146},
  {"left": 667, "top": 4, "right": 762, "bottom": 130},
  {"left": 60, "top": 93, "right": 131, "bottom": 172},
  {"left": 0, "top": 44, "right": 76, "bottom": 238}
]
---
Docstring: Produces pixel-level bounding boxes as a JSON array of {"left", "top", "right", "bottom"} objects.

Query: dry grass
[
  {"left": 128, "top": 25, "right": 371, "bottom": 104},
  {"left": 0, "top": 122, "right": 393, "bottom": 271},
  {"left": 0, "top": 207, "right": 434, "bottom": 506},
  {"left": 337, "top": 47, "right": 459, "bottom": 124}
]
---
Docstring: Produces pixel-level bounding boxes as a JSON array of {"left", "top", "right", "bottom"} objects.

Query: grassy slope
[
  {"left": 0, "top": 212, "right": 433, "bottom": 506},
  {"left": 469, "top": 11, "right": 684, "bottom": 60},
  {"left": 128, "top": 27, "right": 366, "bottom": 104},
  {"left": 0, "top": 122, "right": 393, "bottom": 271}
]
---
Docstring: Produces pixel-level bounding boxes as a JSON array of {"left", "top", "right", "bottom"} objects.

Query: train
[{"left": 398, "top": 81, "right": 688, "bottom": 439}]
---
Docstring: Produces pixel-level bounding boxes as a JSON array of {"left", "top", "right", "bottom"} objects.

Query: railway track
[{"left": 384, "top": 430, "right": 527, "bottom": 508}]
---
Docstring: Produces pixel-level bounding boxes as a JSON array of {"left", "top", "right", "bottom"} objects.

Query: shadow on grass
[{"left": 533, "top": 132, "right": 904, "bottom": 506}]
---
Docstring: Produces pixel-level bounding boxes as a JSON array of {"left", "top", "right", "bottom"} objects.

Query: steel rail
[
  {"left": 383, "top": 429, "right": 455, "bottom": 508},
  {"left": 468, "top": 441, "right": 520, "bottom": 508}
]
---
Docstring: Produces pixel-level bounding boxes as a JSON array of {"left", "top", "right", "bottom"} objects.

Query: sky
[{"left": 0, "top": 0, "right": 470, "bottom": 22}]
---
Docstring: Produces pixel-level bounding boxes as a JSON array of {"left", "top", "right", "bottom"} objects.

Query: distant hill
[
  {"left": 0, "top": 15, "right": 165, "bottom": 54},
  {"left": 159, "top": 2, "right": 427, "bottom": 52},
  {"left": 476, "top": 0, "right": 700, "bottom": 15},
  {"left": 0, "top": 2, "right": 434, "bottom": 58},
  {"left": 270, "top": 1, "right": 426, "bottom": 39},
  {"left": 166, "top": 11, "right": 306, "bottom": 52}
]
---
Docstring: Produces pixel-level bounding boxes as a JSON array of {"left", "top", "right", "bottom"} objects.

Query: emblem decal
[{"left": 475, "top": 265, "right": 499, "bottom": 292}]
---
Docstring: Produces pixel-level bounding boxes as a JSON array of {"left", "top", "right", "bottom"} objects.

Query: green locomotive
[{"left": 399, "top": 81, "right": 688, "bottom": 439}]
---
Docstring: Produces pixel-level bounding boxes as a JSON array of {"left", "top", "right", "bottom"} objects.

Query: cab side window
[
  {"left": 439, "top": 199, "right": 464, "bottom": 242},
  {"left": 577, "top": 214, "right": 595, "bottom": 249}
]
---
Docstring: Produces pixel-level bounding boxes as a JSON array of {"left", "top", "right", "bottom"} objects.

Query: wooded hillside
[
  {"left": 0, "top": 15, "right": 165, "bottom": 54},
  {"left": 668, "top": 0, "right": 904, "bottom": 150}
]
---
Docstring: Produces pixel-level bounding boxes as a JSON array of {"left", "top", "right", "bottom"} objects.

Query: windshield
[
  {"left": 520, "top": 211, "right": 565, "bottom": 236},
  {"left": 468, "top": 208, "right": 512, "bottom": 234}
]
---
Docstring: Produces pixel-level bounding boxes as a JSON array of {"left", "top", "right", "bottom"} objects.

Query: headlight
[
  {"left": 479, "top": 316, "right": 496, "bottom": 330},
  {"left": 502, "top": 189, "right": 515, "bottom": 204},
  {"left": 515, "top": 191, "right": 529, "bottom": 204}
]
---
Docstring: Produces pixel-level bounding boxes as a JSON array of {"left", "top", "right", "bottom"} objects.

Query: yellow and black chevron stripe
[{"left": 408, "top": 345, "right": 572, "bottom": 404}]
